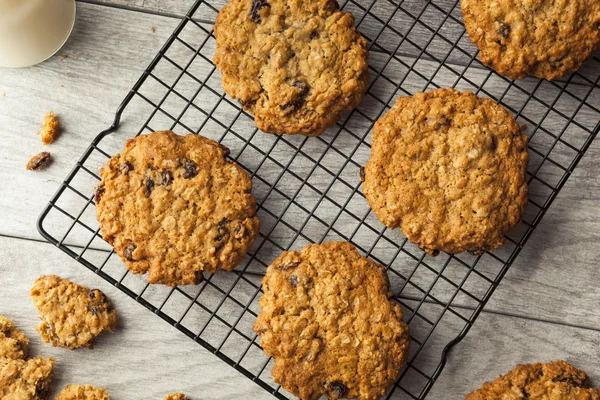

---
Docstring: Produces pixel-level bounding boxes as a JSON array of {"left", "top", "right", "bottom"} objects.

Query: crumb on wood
[
  {"left": 61, "top": 55, "right": 68, "bottom": 60},
  {"left": 520, "top": 123, "right": 528, "bottom": 132},
  {"left": 150, "top": 26, "right": 156, "bottom": 33},
  {"left": 26, "top": 152, "right": 52, "bottom": 171},
  {"left": 37, "top": 111, "right": 60, "bottom": 145}
]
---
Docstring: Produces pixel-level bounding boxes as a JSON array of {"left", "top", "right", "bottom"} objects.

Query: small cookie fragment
[
  {"left": 254, "top": 242, "right": 410, "bottom": 400},
  {"left": 55, "top": 385, "right": 110, "bottom": 400},
  {"left": 0, "top": 315, "right": 29, "bottom": 359},
  {"left": 466, "top": 360, "right": 600, "bottom": 399},
  {"left": 95, "top": 130, "right": 260, "bottom": 286},
  {"left": 30, "top": 275, "right": 118, "bottom": 349},
  {"left": 26, "top": 152, "right": 52, "bottom": 171},
  {"left": 213, "top": 0, "right": 369, "bottom": 136},
  {"left": 0, "top": 356, "right": 55, "bottom": 400},
  {"left": 460, "top": 0, "right": 600, "bottom": 80},
  {"left": 165, "top": 394, "right": 188, "bottom": 400},
  {"left": 363, "top": 88, "right": 529, "bottom": 255},
  {"left": 38, "top": 111, "right": 60, "bottom": 145}
]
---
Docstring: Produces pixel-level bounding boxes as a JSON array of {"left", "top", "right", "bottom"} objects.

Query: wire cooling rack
[{"left": 37, "top": 0, "right": 600, "bottom": 398}]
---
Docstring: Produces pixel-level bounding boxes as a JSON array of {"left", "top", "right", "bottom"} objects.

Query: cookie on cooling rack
[
  {"left": 362, "top": 88, "right": 529, "bottom": 256},
  {"left": 0, "top": 314, "right": 29, "bottom": 359},
  {"left": 31, "top": 275, "right": 118, "bottom": 349},
  {"left": 95, "top": 130, "right": 260, "bottom": 286},
  {"left": 213, "top": 0, "right": 369, "bottom": 136},
  {"left": 254, "top": 241, "right": 409, "bottom": 400},
  {"left": 466, "top": 360, "right": 600, "bottom": 399},
  {"left": 0, "top": 356, "right": 55, "bottom": 400},
  {"left": 55, "top": 385, "right": 110, "bottom": 400},
  {"left": 460, "top": 0, "right": 600, "bottom": 80}
]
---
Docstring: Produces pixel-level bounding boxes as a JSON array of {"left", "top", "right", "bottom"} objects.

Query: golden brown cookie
[
  {"left": 164, "top": 394, "right": 188, "bottom": 400},
  {"left": 0, "top": 356, "right": 55, "bottom": 400},
  {"left": 95, "top": 131, "right": 260, "bottom": 286},
  {"left": 461, "top": 0, "right": 600, "bottom": 80},
  {"left": 466, "top": 360, "right": 600, "bottom": 400},
  {"left": 30, "top": 275, "right": 117, "bottom": 349},
  {"left": 0, "top": 315, "right": 28, "bottom": 359},
  {"left": 363, "top": 88, "right": 529, "bottom": 255},
  {"left": 55, "top": 385, "right": 110, "bottom": 400},
  {"left": 213, "top": 0, "right": 368, "bottom": 136},
  {"left": 254, "top": 241, "right": 409, "bottom": 400}
]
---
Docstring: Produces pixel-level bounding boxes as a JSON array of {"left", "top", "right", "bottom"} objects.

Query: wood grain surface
[{"left": 1, "top": 1, "right": 599, "bottom": 399}]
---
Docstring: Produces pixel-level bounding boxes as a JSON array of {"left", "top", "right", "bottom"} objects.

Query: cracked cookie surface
[
  {"left": 55, "top": 385, "right": 110, "bottom": 400},
  {"left": 30, "top": 275, "right": 117, "bottom": 349},
  {"left": 466, "top": 360, "right": 600, "bottom": 399},
  {"left": 363, "top": 88, "right": 529, "bottom": 255},
  {"left": 213, "top": 0, "right": 369, "bottom": 136},
  {"left": 461, "top": 0, "right": 600, "bottom": 80},
  {"left": 95, "top": 130, "right": 260, "bottom": 286},
  {"left": 0, "top": 315, "right": 28, "bottom": 359},
  {"left": 254, "top": 241, "right": 409, "bottom": 400},
  {"left": 0, "top": 356, "right": 55, "bottom": 400}
]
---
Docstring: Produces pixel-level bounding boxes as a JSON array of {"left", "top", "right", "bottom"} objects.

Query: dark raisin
[
  {"left": 90, "top": 306, "right": 100, "bottom": 316},
  {"left": 281, "top": 80, "right": 310, "bottom": 111},
  {"left": 430, "top": 249, "right": 440, "bottom": 256},
  {"left": 182, "top": 158, "right": 198, "bottom": 179},
  {"left": 468, "top": 246, "right": 488, "bottom": 256},
  {"left": 161, "top": 169, "right": 174, "bottom": 186},
  {"left": 434, "top": 116, "right": 451, "bottom": 129},
  {"left": 358, "top": 166, "right": 365, "bottom": 182},
  {"left": 289, "top": 275, "right": 299, "bottom": 288},
  {"left": 121, "top": 161, "right": 134, "bottom": 175},
  {"left": 233, "top": 222, "right": 246, "bottom": 239},
  {"left": 310, "top": 31, "right": 321, "bottom": 39},
  {"left": 94, "top": 185, "right": 105, "bottom": 203},
  {"left": 144, "top": 176, "right": 154, "bottom": 196},
  {"left": 239, "top": 99, "right": 256, "bottom": 108},
  {"left": 259, "top": 328, "right": 267, "bottom": 334},
  {"left": 278, "top": 260, "right": 300, "bottom": 271},
  {"left": 490, "top": 135, "right": 498, "bottom": 151},
  {"left": 88, "top": 290, "right": 96, "bottom": 299},
  {"left": 26, "top": 151, "right": 52, "bottom": 171},
  {"left": 555, "top": 376, "right": 584, "bottom": 386},
  {"left": 250, "top": 0, "right": 270, "bottom": 23},
  {"left": 214, "top": 218, "right": 230, "bottom": 245},
  {"left": 124, "top": 244, "right": 137, "bottom": 261},
  {"left": 220, "top": 144, "right": 231, "bottom": 157},
  {"left": 497, "top": 22, "right": 510, "bottom": 38},
  {"left": 323, "top": 381, "right": 348, "bottom": 398}
]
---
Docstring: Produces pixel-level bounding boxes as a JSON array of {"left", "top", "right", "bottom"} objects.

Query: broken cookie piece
[
  {"left": 26, "top": 152, "right": 52, "bottom": 171},
  {"left": 0, "top": 315, "right": 29, "bottom": 360},
  {"left": 55, "top": 384, "right": 110, "bottom": 400},
  {"left": 0, "top": 356, "right": 55, "bottom": 400},
  {"left": 30, "top": 275, "right": 118, "bottom": 350},
  {"left": 38, "top": 111, "right": 59, "bottom": 145}
]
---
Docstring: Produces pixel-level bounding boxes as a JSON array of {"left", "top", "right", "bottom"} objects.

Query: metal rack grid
[{"left": 37, "top": 0, "right": 600, "bottom": 398}]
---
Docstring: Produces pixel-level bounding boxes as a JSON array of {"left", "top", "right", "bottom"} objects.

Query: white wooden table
[{"left": 1, "top": 1, "right": 600, "bottom": 399}]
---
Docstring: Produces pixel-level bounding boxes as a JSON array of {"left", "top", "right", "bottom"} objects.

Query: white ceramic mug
[{"left": 0, "top": 0, "right": 76, "bottom": 68}]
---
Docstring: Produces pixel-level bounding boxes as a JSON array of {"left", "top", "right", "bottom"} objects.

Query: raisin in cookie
[
  {"left": 95, "top": 131, "right": 260, "bottom": 286},
  {"left": 466, "top": 360, "right": 600, "bottom": 399},
  {"left": 55, "top": 385, "right": 110, "bottom": 400},
  {"left": 213, "top": 0, "right": 368, "bottom": 136},
  {"left": 363, "top": 88, "right": 528, "bottom": 255},
  {"left": 0, "top": 315, "right": 28, "bottom": 359},
  {"left": 461, "top": 0, "right": 600, "bottom": 80},
  {"left": 30, "top": 275, "right": 117, "bottom": 349},
  {"left": 0, "top": 356, "right": 55, "bottom": 400},
  {"left": 254, "top": 242, "right": 409, "bottom": 400}
]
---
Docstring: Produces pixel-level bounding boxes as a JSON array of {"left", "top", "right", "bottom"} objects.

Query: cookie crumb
[
  {"left": 0, "top": 356, "right": 55, "bottom": 400},
  {"left": 150, "top": 26, "right": 156, "bottom": 33},
  {"left": 56, "top": 384, "right": 110, "bottom": 400},
  {"left": 520, "top": 123, "right": 528, "bottom": 132},
  {"left": 0, "top": 315, "right": 29, "bottom": 359},
  {"left": 165, "top": 394, "right": 188, "bottom": 400},
  {"left": 61, "top": 55, "right": 68, "bottom": 60},
  {"left": 37, "top": 111, "right": 60, "bottom": 145},
  {"left": 26, "top": 152, "right": 52, "bottom": 171},
  {"left": 1, "top": 93, "right": 5, "bottom": 97}
]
